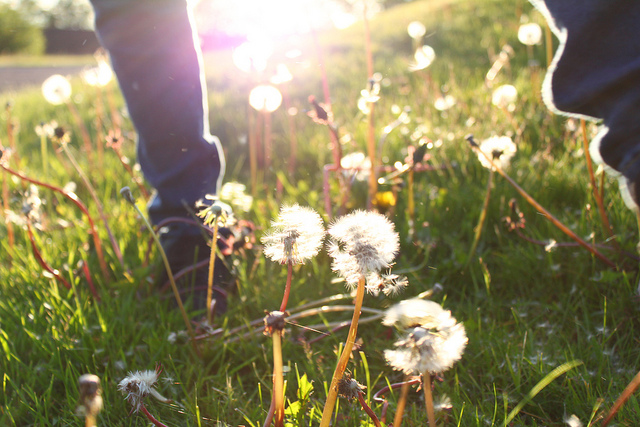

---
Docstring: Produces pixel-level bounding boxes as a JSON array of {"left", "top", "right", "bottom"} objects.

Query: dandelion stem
[
  {"left": 60, "top": 142, "right": 124, "bottom": 269},
  {"left": 279, "top": 261, "right": 294, "bottom": 312},
  {"left": 357, "top": 390, "right": 382, "bottom": 427},
  {"left": 2, "top": 169, "right": 14, "bottom": 252},
  {"left": 393, "top": 379, "right": 412, "bottom": 427},
  {"left": 320, "top": 275, "right": 366, "bottom": 427},
  {"left": 39, "top": 133, "right": 49, "bottom": 178},
  {"left": 130, "top": 201, "right": 200, "bottom": 357},
  {"left": 465, "top": 166, "right": 494, "bottom": 268},
  {"left": 467, "top": 135, "right": 617, "bottom": 268},
  {"left": 0, "top": 162, "right": 108, "bottom": 277},
  {"left": 140, "top": 403, "right": 168, "bottom": 427},
  {"left": 580, "top": 119, "right": 617, "bottom": 247},
  {"left": 272, "top": 331, "right": 285, "bottom": 427},
  {"left": 423, "top": 373, "right": 436, "bottom": 427},
  {"left": 65, "top": 100, "right": 94, "bottom": 168},
  {"left": 602, "top": 369, "right": 640, "bottom": 427},
  {"left": 26, "top": 221, "right": 72, "bottom": 290},
  {"left": 363, "top": 5, "right": 378, "bottom": 210},
  {"left": 206, "top": 220, "right": 220, "bottom": 325},
  {"left": 408, "top": 167, "right": 415, "bottom": 237}
]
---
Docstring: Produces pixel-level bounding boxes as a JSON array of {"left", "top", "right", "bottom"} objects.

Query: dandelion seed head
[
  {"left": 118, "top": 369, "right": 159, "bottom": 412},
  {"left": 492, "top": 84, "right": 518, "bottom": 110},
  {"left": 518, "top": 22, "right": 542, "bottom": 46},
  {"left": 383, "top": 298, "right": 453, "bottom": 328},
  {"left": 477, "top": 136, "right": 517, "bottom": 170},
  {"left": 249, "top": 85, "right": 282, "bottom": 112},
  {"left": 407, "top": 21, "right": 427, "bottom": 39},
  {"left": 409, "top": 45, "right": 436, "bottom": 71},
  {"left": 327, "top": 210, "right": 399, "bottom": 290},
  {"left": 42, "top": 74, "right": 72, "bottom": 105},
  {"left": 261, "top": 204, "right": 325, "bottom": 265},
  {"left": 385, "top": 320, "right": 467, "bottom": 375},
  {"left": 337, "top": 372, "right": 366, "bottom": 400}
]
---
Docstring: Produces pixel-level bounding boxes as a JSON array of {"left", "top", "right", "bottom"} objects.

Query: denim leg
[
  {"left": 531, "top": 0, "right": 640, "bottom": 209},
  {"left": 90, "top": 0, "right": 225, "bottom": 230}
]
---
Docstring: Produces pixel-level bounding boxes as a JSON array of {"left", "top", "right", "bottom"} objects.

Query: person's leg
[
  {"left": 531, "top": 0, "right": 640, "bottom": 210},
  {"left": 90, "top": 0, "right": 232, "bottom": 312},
  {"left": 90, "top": 0, "right": 225, "bottom": 230}
]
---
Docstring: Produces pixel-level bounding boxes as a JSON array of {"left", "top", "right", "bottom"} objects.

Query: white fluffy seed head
[
  {"left": 327, "top": 210, "right": 399, "bottom": 290},
  {"left": 261, "top": 204, "right": 325, "bottom": 265},
  {"left": 117, "top": 370, "right": 159, "bottom": 412}
]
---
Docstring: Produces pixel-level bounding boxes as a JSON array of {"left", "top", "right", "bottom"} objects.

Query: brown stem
[
  {"left": 357, "top": 391, "right": 381, "bottom": 427},
  {"left": 423, "top": 373, "right": 436, "bottom": 427},
  {"left": 467, "top": 135, "right": 617, "bottom": 268},
  {"left": 2, "top": 169, "right": 14, "bottom": 251},
  {"left": 60, "top": 142, "right": 124, "bottom": 268},
  {"left": 140, "top": 404, "right": 168, "bottom": 427},
  {"left": 26, "top": 221, "right": 71, "bottom": 289},
  {"left": 66, "top": 100, "right": 94, "bottom": 168},
  {"left": 279, "top": 262, "right": 293, "bottom": 312},
  {"left": 602, "top": 370, "right": 640, "bottom": 427},
  {"left": 393, "top": 379, "right": 412, "bottom": 427},
  {"left": 206, "top": 220, "right": 220, "bottom": 325},
  {"left": 580, "top": 119, "right": 617, "bottom": 247},
  {"left": 1, "top": 162, "right": 109, "bottom": 277}
]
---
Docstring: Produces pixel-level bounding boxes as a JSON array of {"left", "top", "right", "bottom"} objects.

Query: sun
[{"left": 194, "top": 0, "right": 354, "bottom": 42}]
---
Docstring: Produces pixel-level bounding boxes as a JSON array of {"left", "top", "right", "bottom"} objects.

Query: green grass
[{"left": 2, "top": 0, "right": 640, "bottom": 425}]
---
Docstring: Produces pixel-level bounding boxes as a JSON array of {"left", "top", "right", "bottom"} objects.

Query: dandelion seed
[
  {"left": 518, "top": 22, "right": 543, "bottom": 46},
  {"left": 407, "top": 21, "right": 427, "bottom": 39},
  {"left": 433, "top": 394, "right": 453, "bottom": 412},
  {"left": 262, "top": 204, "right": 325, "bottom": 265},
  {"left": 249, "top": 85, "right": 283, "bottom": 112},
  {"left": 409, "top": 45, "right": 436, "bottom": 72},
  {"left": 384, "top": 303, "right": 467, "bottom": 375},
  {"left": 327, "top": 210, "right": 399, "bottom": 290},
  {"left": 477, "top": 136, "right": 517, "bottom": 170},
  {"left": 366, "top": 272, "right": 408, "bottom": 296},
  {"left": 563, "top": 414, "right": 583, "bottom": 427},
  {"left": 491, "top": 84, "right": 518, "bottom": 111},
  {"left": 42, "top": 74, "right": 72, "bottom": 105}
]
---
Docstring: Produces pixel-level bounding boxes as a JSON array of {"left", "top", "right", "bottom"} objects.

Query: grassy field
[{"left": 2, "top": 0, "right": 640, "bottom": 425}]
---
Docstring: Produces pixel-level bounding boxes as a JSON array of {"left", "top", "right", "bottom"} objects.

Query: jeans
[
  {"left": 90, "top": 0, "right": 225, "bottom": 232},
  {"left": 533, "top": 0, "right": 640, "bottom": 210}
]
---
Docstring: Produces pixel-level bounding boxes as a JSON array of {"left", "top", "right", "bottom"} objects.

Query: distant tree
[
  {"left": 44, "top": 0, "right": 93, "bottom": 29},
  {"left": 0, "top": 3, "right": 45, "bottom": 54}
]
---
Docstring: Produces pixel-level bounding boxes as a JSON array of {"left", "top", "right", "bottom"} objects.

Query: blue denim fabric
[
  {"left": 90, "top": 0, "right": 225, "bottom": 231},
  {"left": 532, "top": 0, "right": 640, "bottom": 208}
]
